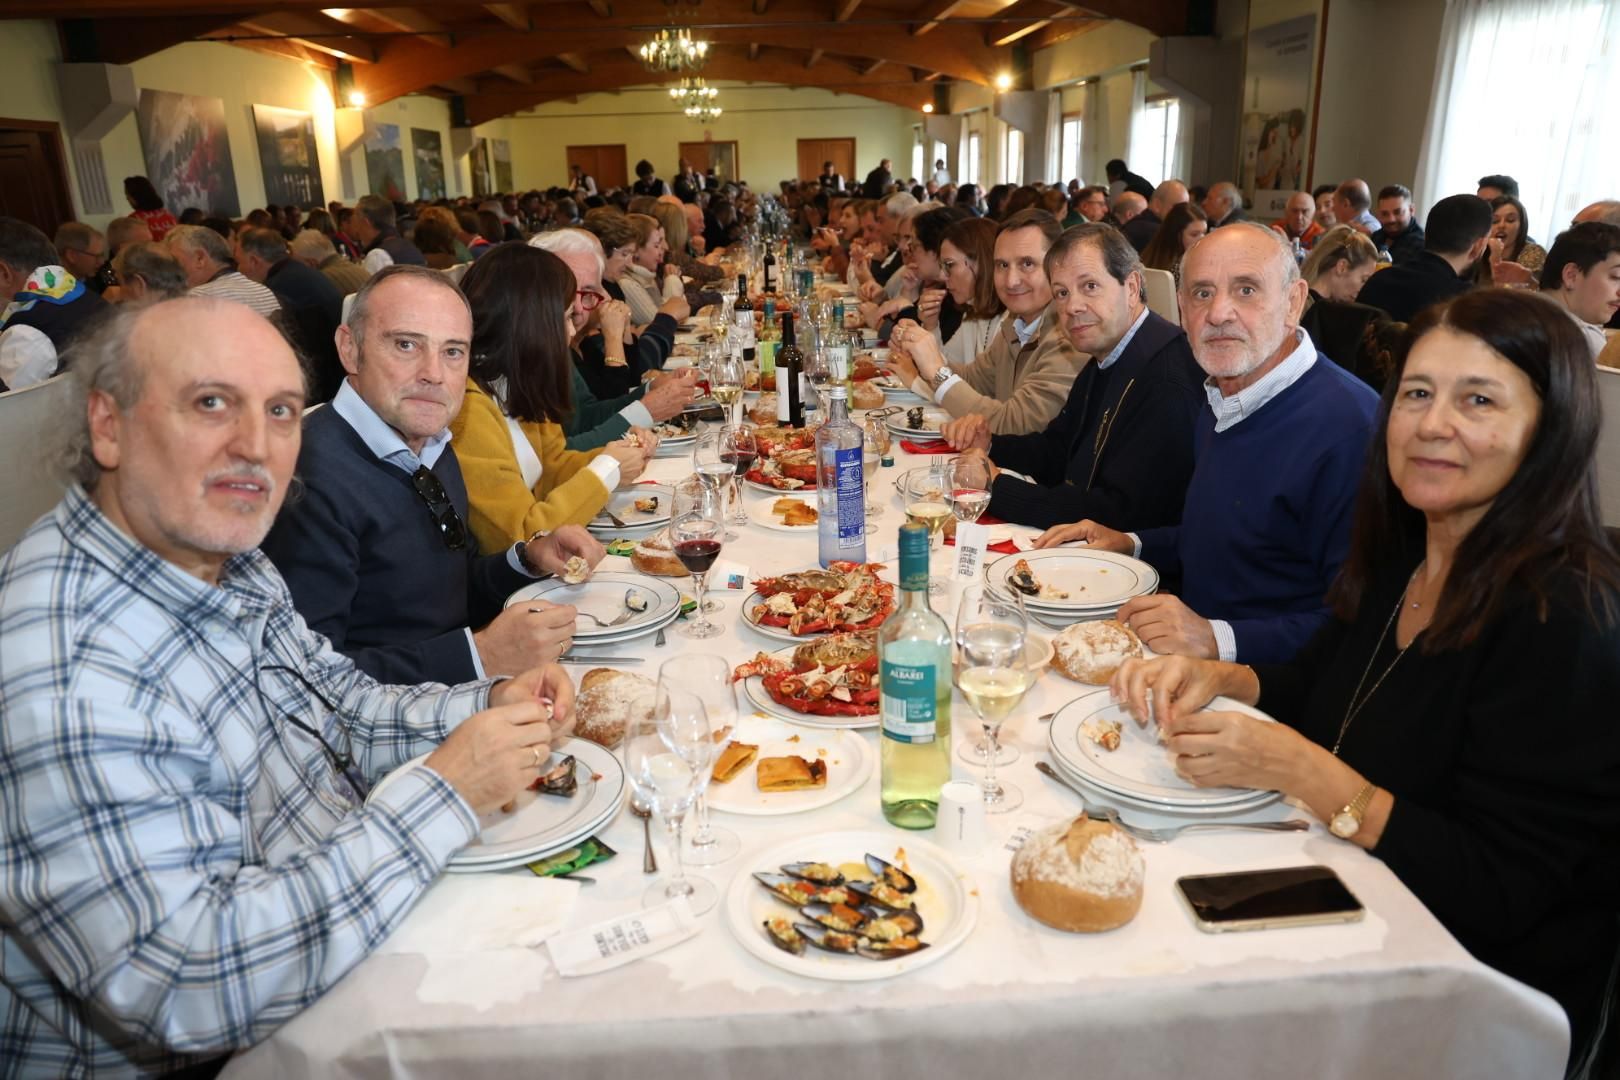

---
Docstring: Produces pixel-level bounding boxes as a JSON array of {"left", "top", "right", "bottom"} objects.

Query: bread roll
[
  {"left": 631, "top": 528, "right": 687, "bottom": 577},
  {"left": 1010, "top": 814, "right": 1144, "bottom": 932},
  {"left": 852, "top": 380, "right": 885, "bottom": 410},
  {"left": 747, "top": 394, "right": 778, "bottom": 426},
  {"left": 1051, "top": 619, "right": 1143, "bottom": 684},
  {"left": 573, "top": 668, "right": 656, "bottom": 749}
]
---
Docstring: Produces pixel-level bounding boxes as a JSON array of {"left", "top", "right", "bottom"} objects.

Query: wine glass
[
  {"left": 711, "top": 351, "right": 744, "bottom": 427},
  {"left": 955, "top": 585, "right": 1032, "bottom": 813},
  {"left": 659, "top": 656, "right": 742, "bottom": 866},
  {"left": 692, "top": 429, "right": 737, "bottom": 540},
  {"left": 947, "top": 456, "right": 992, "bottom": 527},
  {"left": 899, "top": 463, "right": 952, "bottom": 595},
  {"left": 624, "top": 686, "right": 717, "bottom": 913},
  {"left": 720, "top": 424, "right": 757, "bottom": 527},
  {"left": 672, "top": 505, "right": 725, "bottom": 638},
  {"left": 862, "top": 446, "right": 882, "bottom": 535},
  {"left": 673, "top": 478, "right": 725, "bottom": 614}
]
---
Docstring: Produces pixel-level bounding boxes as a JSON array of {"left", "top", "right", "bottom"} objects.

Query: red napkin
[
  {"left": 945, "top": 537, "right": 1021, "bottom": 554},
  {"left": 900, "top": 439, "right": 954, "bottom": 455}
]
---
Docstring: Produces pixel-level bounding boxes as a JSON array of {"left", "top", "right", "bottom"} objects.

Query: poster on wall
[
  {"left": 493, "top": 139, "right": 514, "bottom": 193},
  {"left": 471, "top": 137, "right": 494, "bottom": 197},
  {"left": 252, "top": 105, "right": 324, "bottom": 209},
  {"left": 136, "top": 89, "right": 241, "bottom": 217},
  {"left": 1239, "top": 13, "right": 1317, "bottom": 216},
  {"left": 410, "top": 128, "right": 446, "bottom": 201},
  {"left": 365, "top": 123, "right": 407, "bottom": 202}
]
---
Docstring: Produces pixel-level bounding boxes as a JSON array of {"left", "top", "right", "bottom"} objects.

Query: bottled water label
[{"left": 834, "top": 446, "right": 863, "bottom": 548}]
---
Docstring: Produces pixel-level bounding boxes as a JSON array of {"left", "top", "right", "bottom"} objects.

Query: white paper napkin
[
  {"left": 377, "top": 874, "right": 582, "bottom": 957},
  {"left": 546, "top": 897, "right": 700, "bottom": 976}
]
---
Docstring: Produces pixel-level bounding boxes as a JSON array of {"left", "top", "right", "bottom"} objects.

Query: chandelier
[
  {"left": 683, "top": 99, "right": 723, "bottom": 121},
  {"left": 668, "top": 77, "right": 718, "bottom": 108},
  {"left": 639, "top": 27, "right": 709, "bottom": 73}
]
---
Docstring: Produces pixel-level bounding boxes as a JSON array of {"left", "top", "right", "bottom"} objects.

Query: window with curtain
[
  {"left": 966, "top": 132, "right": 982, "bottom": 185},
  {"left": 1134, "top": 97, "right": 1181, "bottom": 187},
  {"left": 1414, "top": 0, "right": 1619, "bottom": 240},
  {"left": 1005, "top": 128, "right": 1024, "bottom": 186},
  {"left": 1059, "top": 116, "right": 1083, "bottom": 186},
  {"left": 932, "top": 140, "right": 949, "bottom": 175},
  {"left": 911, "top": 135, "right": 925, "bottom": 187}
]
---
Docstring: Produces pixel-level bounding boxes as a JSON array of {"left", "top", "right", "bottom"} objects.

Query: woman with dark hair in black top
[{"left": 1114, "top": 289, "right": 1620, "bottom": 1074}]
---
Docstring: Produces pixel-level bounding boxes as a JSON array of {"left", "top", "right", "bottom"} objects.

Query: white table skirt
[{"left": 223, "top": 420, "right": 1571, "bottom": 1080}]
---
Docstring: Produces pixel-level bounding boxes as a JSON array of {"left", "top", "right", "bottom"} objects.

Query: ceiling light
[
  {"left": 640, "top": 27, "right": 710, "bottom": 74},
  {"left": 346, "top": 90, "right": 366, "bottom": 107},
  {"left": 994, "top": 73, "right": 1013, "bottom": 91},
  {"left": 669, "top": 77, "right": 719, "bottom": 107},
  {"left": 684, "top": 101, "right": 722, "bottom": 122},
  {"left": 922, "top": 102, "right": 934, "bottom": 113}
]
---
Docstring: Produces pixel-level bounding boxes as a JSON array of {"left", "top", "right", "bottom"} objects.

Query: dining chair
[
  {"left": 1595, "top": 365, "right": 1620, "bottom": 529},
  {"left": 1141, "top": 267, "right": 1179, "bottom": 326},
  {"left": 0, "top": 374, "right": 75, "bottom": 553}
]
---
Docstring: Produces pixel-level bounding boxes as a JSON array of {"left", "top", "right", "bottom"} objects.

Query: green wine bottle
[{"left": 879, "top": 523, "right": 953, "bottom": 828}]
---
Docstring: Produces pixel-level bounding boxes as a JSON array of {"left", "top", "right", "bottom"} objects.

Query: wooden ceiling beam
[
  {"left": 985, "top": 0, "right": 1079, "bottom": 47},
  {"left": 438, "top": 77, "right": 479, "bottom": 94},
  {"left": 484, "top": 3, "right": 532, "bottom": 31},
  {"left": 349, "top": 7, "right": 453, "bottom": 48},
  {"left": 805, "top": 46, "right": 824, "bottom": 67},
  {"left": 1024, "top": 17, "right": 1103, "bottom": 51},
  {"left": 861, "top": 57, "right": 884, "bottom": 75},
  {"left": 586, "top": 0, "right": 614, "bottom": 14},
  {"left": 910, "top": 0, "right": 967, "bottom": 36},
  {"left": 493, "top": 63, "right": 533, "bottom": 82},
  {"left": 226, "top": 35, "right": 339, "bottom": 69},
  {"left": 747, "top": 42, "right": 760, "bottom": 60},
  {"left": 753, "top": 0, "right": 769, "bottom": 11},
  {"left": 833, "top": 0, "right": 861, "bottom": 21},
  {"left": 235, "top": 12, "right": 378, "bottom": 62},
  {"left": 60, "top": 13, "right": 241, "bottom": 65},
  {"left": 556, "top": 52, "right": 591, "bottom": 72}
]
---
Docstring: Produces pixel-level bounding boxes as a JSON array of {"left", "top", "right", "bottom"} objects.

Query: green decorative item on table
[
  {"left": 527, "top": 837, "right": 617, "bottom": 878},
  {"left": 606, "top": 539, "right": 638, "bottom": 558},
  {"left": 679, "top": 594, "right": 698, "bottom": 616}
]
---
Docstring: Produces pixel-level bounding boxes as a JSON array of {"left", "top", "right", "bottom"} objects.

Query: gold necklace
[{"left": 1332, "top": 565, "right": 1422, "bottom": 756}]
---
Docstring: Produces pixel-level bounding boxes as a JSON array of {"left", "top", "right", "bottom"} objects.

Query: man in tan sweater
[{"left": 887, "top": 208, "right": 1082, "bottom": 435}]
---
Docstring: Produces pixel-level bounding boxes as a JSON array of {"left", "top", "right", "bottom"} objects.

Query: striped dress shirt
[{"left": 0, "top": 486, "right": 490, "bottom": 1076}]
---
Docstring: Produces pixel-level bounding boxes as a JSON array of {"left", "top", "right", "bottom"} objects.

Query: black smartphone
[{"left": 1175, "top": 865, "right": 1365, "bottom": 933}]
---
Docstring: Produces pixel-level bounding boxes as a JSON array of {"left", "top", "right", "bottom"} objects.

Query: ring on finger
[{"left": 531, "top": 745, "right": 545, "bottom": 768}]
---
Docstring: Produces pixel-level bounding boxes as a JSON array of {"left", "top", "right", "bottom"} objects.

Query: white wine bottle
[{"left": 879, "top": 523, "right": 952, "bottom": 828}]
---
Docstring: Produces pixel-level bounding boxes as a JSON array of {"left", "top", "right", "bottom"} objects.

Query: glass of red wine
[
  {"left": 672, "top": 505, "right": 725, "bottom": 640},
  {"left": 719, "top": 424, "right": 757, "bottom": 527}
]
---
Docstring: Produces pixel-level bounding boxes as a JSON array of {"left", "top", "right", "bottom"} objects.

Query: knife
[{"left": 558, "top": 654, "right": 645, "bottom": 664}]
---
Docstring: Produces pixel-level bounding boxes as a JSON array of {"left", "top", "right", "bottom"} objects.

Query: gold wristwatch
[{"left": 1329, "top": 782, "right": 1377, "bottom": 839}]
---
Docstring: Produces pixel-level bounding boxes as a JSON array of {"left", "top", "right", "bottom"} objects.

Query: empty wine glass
[
  {"left": 659, "top": 655, "right": 742, "bottom": 866},
  {"left": 720, "top": 424, "right": 757, "bottom": 527},
  {"left": 955, "top": 585, "right": 1031, "bottom": 813},
  {"left": 862, "top": 446, "right": 882, "bottom": 535},
  {"left": 692, "top": 428, "right": 736, "bottom": 539},
  {"left": 624, "top": 686, "right": 717, "bottom": 912}
]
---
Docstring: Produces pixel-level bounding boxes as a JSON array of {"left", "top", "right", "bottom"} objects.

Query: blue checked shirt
[{"left": 0, "top": 486, "right": 493, "bottom": 1076}]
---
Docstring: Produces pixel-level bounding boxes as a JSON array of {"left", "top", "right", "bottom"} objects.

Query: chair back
[
  {"left": 1597, "top": 365, "right": 1620, "bottom": 529},
  {"left": 0, "top": 374, "right": 75, "bottom": 552},
  {"left": 1141, "top": 267, "right": 1179, "bottom": 324}
]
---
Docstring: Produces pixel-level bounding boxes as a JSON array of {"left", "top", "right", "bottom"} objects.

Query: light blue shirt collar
[
  {"left": 1202, "top": 327, "right": 1318, "bottom": 433},
  {"left": 1012, "top": 313, "right": 1043, "bottom": 345},
  {"left": 329, "top": 379, "right": 452, "bottom": 474},
  {"left": 1098, "top": 307, "right": 1150, "bottom": 370}
]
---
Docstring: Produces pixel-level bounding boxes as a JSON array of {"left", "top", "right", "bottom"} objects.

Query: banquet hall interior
[{"left": 2, "top": 0, "right": 1619, "bottom": 1077}]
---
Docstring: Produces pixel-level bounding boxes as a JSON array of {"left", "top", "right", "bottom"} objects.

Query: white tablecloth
[{"left": 223, "top": 424, "right": 1570, "bottom": 1080}]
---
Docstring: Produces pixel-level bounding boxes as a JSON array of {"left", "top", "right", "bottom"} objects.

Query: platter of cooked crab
[{"left": 726, "top": 831, "right": 979, "bottom": 981}]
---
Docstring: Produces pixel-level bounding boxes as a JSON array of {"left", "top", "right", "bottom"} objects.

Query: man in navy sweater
[
  {"left": 943, "top": 223, "right": 1204, "bottom": 531},
  {"left": 1040, "top": 223, "right": 1378, "bottom": 664},
  {"left": 262, "top": 265, "right": 603, "bottom": 685}
]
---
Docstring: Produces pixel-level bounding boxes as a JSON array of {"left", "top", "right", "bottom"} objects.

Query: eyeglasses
[
  {"left": 575, "top": 289, "right": 606, "bottom": 311},
  {"left": 411, "top": 465, "right": 469, "bottom": 550},
  {"left": 260, "top": 664, "right": 371, "bottom": 801}
]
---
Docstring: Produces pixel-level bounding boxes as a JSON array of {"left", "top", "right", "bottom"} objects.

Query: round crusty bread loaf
[
  {"left": 1051, "top": 619, "right": 1144, "bottom": 684},
  {"left": 573, "top": 668, "right": 656, "bottom": 749},
  {"left": 631, "top": 528, "right": 687, "bottom": 577},
  {"left": 1010, "top": 814, "right": 1144, "bottom": 932},
  {"left": 852, "top": 380, "right": 885, "bottom": 410}
]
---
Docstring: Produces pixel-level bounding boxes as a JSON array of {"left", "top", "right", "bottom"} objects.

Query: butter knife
[{"left": 558, "top": 654, "right": 644, "bottom": 664}]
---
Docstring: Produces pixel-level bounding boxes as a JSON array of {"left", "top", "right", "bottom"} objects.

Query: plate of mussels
[{"left": 725, "top": 830, "right": 979, "bottom": 981}]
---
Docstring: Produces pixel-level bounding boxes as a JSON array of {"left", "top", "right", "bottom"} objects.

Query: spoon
[
  {"left": 575, "top": 589, "right": 650, "bottom": 628},
  {"left": 630, "top": 796, "right": 657, "bottom": 873}
]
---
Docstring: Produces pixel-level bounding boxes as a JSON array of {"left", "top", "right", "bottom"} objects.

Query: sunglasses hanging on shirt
[{"left": 411, "top": 465, "right": 469, "bottom": 551}]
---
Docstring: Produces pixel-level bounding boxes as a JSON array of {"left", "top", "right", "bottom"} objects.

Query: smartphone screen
[{"left": 1176, "top": 866, "right": 1363, "bottom": 928}]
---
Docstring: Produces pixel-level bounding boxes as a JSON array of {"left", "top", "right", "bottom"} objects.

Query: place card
[
  {"left": 953, "top": 522, "right": 991, "bottom": 581},
  {"left": 547, "top": 897, "right": 700, "bottom": 977},
  {"left": 710, "top": 558, "right": 750, "bottom": 591}
]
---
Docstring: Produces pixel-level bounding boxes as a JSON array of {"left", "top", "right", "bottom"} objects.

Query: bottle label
[
  {"left": 881, "top": 662, "right": 937, "bottom": 744},
  {"left": 826, "top": 342, "right": 852, "bottom": 382},
  {"left": 833, "top": 445, "right": 864, "bottom": 548},
  {"left": 758, "top": 340, "right": 777, "bottom": 378}
]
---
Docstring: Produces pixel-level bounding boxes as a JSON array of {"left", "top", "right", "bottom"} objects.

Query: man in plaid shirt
[{"left": 0, "top": 297, "right": 575, "bottom": 1076}]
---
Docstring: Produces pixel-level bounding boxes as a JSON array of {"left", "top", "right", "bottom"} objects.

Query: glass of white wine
[
  {"left": 955, "top": 585, "right": 1032, "bottom": 813},
  {"left": 711, "top": 351, "right": 744, "bottom": 427},
  {"left": 900, "top": 463, "right": 953, "bottom": 595},
  {"left": 946, "top": 456, "right": 992, "bottom": 526}
]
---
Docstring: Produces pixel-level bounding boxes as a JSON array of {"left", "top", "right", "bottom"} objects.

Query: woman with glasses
[
  {"left": 932, "top": 216, "right": 1005, "bottom": 369},
  {"left": 450, "top": 243, "right": 651, "bottom": 554}
]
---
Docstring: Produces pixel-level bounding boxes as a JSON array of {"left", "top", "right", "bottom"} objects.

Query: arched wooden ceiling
[{"left": 31, "top": 0, "right": 1193, "bottom": 118}]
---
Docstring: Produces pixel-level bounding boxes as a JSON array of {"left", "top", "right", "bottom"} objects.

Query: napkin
[
  {"left": 547, "top": 897, "right": 701, "bottom": 977},
  {"left": 376, "top": 874, "right": 582, "bottom": 957},
  {"left": 900, "top": 439, "right": 954, "bottom": 455}
]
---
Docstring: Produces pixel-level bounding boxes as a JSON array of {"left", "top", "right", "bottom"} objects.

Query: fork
[{"left": 1034, "top": 762, "right": 1310, "bottom": 843}]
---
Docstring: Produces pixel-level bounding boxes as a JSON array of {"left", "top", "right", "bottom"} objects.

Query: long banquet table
[{"left": 222, "top": 418, "right": 1570, "bottom": 1080}]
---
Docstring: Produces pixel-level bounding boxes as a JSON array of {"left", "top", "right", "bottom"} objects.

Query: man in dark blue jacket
[
  {"left": 943, "top": 224, "right": 1204, "bottom": 532},
  {"left": 237, "top": 227, "right": 347, "bottom": 402},
  {"left": 1039, "top": 223, "right": 1378, "bottom": 665},
  {"left": 262, "top": 265, "right": 601, "bottom": 685}
]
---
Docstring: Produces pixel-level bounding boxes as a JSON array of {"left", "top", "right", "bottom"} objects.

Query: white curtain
[
  {"left": 1414, "top": 0, "right": 1620, "bottom": 243},
  {"left": 1081, "top": 80, "right": 1101, "bottom": 187},
  {"left": 1125, "top": 67, "right": 1149, "bottom": 174},
  {"left": 1044, "top": 90, "right": 1063, "bottom": 185}
]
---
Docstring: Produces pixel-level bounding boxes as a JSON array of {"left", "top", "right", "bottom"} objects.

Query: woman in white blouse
[
  {"left": 932, "top": 215, "right": 1005, "bottom": 368},
  {"left": 616, "top": 213, "right": 684, "bottom": 329}
]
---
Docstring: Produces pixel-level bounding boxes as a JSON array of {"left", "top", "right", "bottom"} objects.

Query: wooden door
[
  {"left": 679, "top": 140, "right": 739, "bottom": 185},
  {"left": 796, "top": 138, "right": 856, "bottom": 185},
  {"left": 0, "top": 120, "right": 73, "bottom": 237},
  {"left": 566, "top": 145, "right": 628, "bottom": 191}
]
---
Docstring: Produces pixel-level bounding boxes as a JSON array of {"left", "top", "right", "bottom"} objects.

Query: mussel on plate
[
  {"left": 764, "top": 916, "right": 806, "bottom": 956},
  {"left": 781, "top": 861, "right": 845, "bottom": 886},
  {"left": 530, "top": 754, "right": 579, "bottom": 797},
  {"left": 754, "top": 873, "right": 853, "bottom": 908},
  {"left": 859, "top": 908, "right": 924, "bottom": 940},
  {"left": 846, "top": 879, "right": 917, "bottom": 911},
  {"left": 798, "top": 923, "right": 862, "bottom": 955},
  {"left": 857, "top": 936, "right": 929, "bottom": 961},
  {"left": 800, "top": 901, "right": 868, "bottom": 933},
  {"left": 865, "top": 853, "right": 917, "bottom": 893}
]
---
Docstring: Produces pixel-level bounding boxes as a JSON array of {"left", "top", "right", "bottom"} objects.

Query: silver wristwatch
[{"left": 929, "top": 365, "right": 955, "bottom": 391}]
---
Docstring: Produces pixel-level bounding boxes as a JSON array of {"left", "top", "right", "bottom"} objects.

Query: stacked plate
[
  {"left": 739, "top": 642, "right": 879, "bottom": 730},
  {"left": 885, "top": 406, "right": 950, "bottom": 442},
  {"left": 585, "top": 484, "right": 674, "bottom": 535},
  {"left": 367, "top": 740, "right": 626, "bottom": 872},
  {"left": 1047, "top": 688, "right": 1280, "bottom": 816},
  {"left": 505, "top": 571, "right": 681, "bottom": 646},
  {"left": 983, "top": 547, "right": 1158, "bottom": 626}
]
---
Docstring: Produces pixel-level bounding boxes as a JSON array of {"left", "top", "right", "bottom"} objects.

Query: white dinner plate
[
  {"left": 505, "top": 571, "right": 681, "bottom": 641},
  {"left": 706, "top": 715, "right": 872, "bottom": 815},
  {"left": 740, "top": 642, "right": 879, "bottom": 730},
  {"left": 886, "top": 407, "right": 950, "bottom": 441},
  {"left": 1048, "top": 688, "right": 1280, "bottom": 807},
  {"left": 747, "top": 494, "right": 820, "bottom": 532},
  {"left": 726, "top": 831, "right": 978, "bottom": 982},
  {"left": 586, "top": 484, "right": 675, "bottom": 534},
  {"left": 744, "top": 475, "right": 815, "bottom": 496},
  {"left": 1045, "top": 756, "right": 1280, "bottom": 818},
  {"left": 368, "top": 740, "right": 625, "bottom": 869},
  {"left": 984, "top": 548, "right": 1158, "bottom": 611},
  {"left": 737, "top": 586, "right": 892, "bottom": 647}
]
